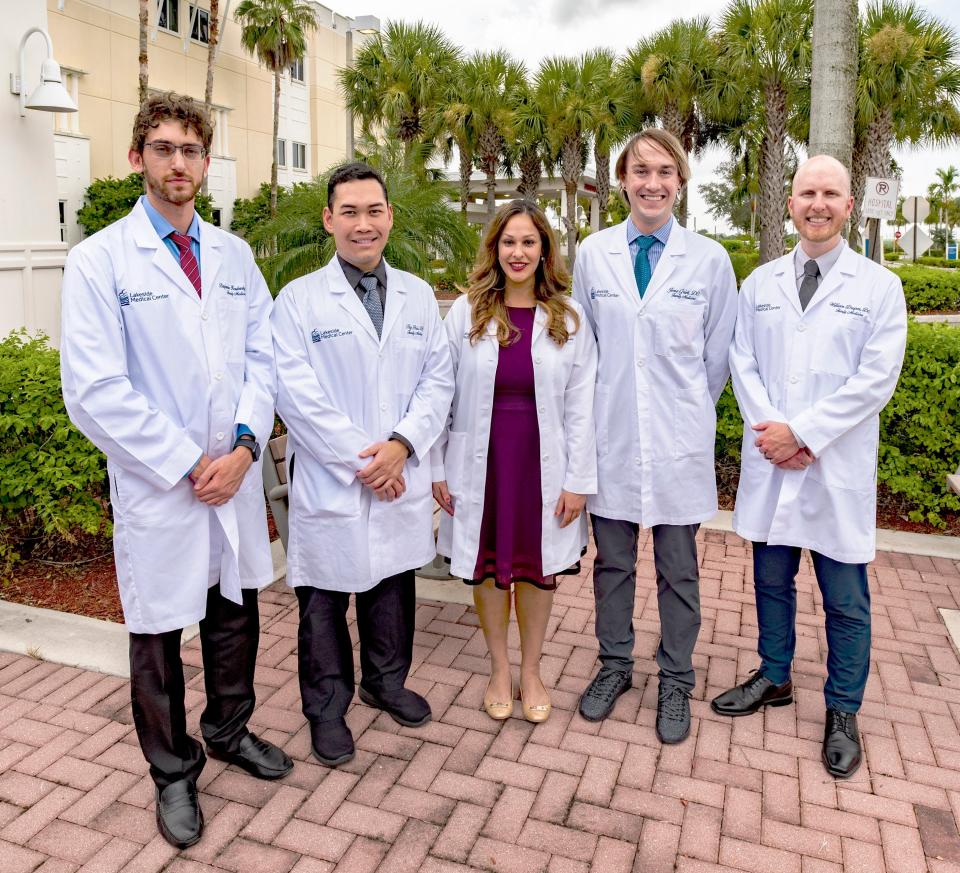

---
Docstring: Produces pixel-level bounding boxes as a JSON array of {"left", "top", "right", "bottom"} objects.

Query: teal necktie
[{"left": 633, "top": 235, "right": 656, "bottom": 299}]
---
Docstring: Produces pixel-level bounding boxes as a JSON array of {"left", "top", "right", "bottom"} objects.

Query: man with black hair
[{"left": 271, "top": 162, "right": 454, "bottom": 765}]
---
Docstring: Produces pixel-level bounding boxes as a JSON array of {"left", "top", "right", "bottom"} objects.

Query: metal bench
[{"left": 261, "top": 433, "right": 453, "bottom": 580}]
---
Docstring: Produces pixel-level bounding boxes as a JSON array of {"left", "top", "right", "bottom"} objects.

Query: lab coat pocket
[
  {"left": 594, "top": 385, "right": 610, "bottom": 457},
  {"left": 673, "top": 387, "right": 714, "bottom": 458},
  {"left": 218, "top": 299, "right": 249, "bottom": 363},
  {"left": 444, "top": 431, "right": 468, "bottom": 497},
  {"left": 811, "top": 320, "right": 869, "bottom": 378},
  {"left": 655, "top": 309, "right": 704, "bottom": 358}
]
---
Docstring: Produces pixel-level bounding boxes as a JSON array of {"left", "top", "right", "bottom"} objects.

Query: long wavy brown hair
[{"left": 465, "top": 200, "right": 579, "bottom": 347}]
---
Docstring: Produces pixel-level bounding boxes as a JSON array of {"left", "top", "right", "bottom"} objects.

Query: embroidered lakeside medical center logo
[
  {"left": 590, "top": 287, "right": 618, "bottom": 299},
  {"left": 311, "top": 327, "right": 353, "bottom": 343},
  {"left": 118, "top": 290, "right": 130, "bottom": 307},
  {"left": 118, "top": 289, "right": 168, "bottom": 306}
]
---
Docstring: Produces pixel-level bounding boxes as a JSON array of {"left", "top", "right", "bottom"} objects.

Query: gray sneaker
[
  {"left": 578, "top": 667, "right": 632, "bottom": 722},
  {"left": 656, "top": 683, "right": 691, "bottom": 744}
]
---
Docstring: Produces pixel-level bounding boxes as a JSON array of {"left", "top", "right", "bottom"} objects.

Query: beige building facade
[{"left": 46, "top": 0, "right": 363, "bottom": 244}]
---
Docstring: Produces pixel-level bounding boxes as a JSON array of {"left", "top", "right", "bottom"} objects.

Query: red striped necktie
[{"left": 169, "top": 231, "right": 201, "bottom": 298}]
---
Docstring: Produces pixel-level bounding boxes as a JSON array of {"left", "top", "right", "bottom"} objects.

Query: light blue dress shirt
[
  {"left": 140, "top": 195, "right": 201, "bottom": 267},
  {"left": 627, "top": 215, "right": 673, "bottom": 281}
]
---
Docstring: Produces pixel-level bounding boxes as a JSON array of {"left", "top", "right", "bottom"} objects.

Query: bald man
[{"left": 710, "top": 155, "right": 907, "bottom": 778}]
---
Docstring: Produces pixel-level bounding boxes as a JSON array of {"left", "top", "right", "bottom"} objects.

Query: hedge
[
  {"left": 729, "top": 252, "right": 760, "bottom": 286},
  {"left": 894, "top": 265, "right": 960, "bottom": 313},
  {"left": 915, "top": 256, "right": 960, "bottom": 269},
  {"left": 0, "top": 332, "right": 109, "bottom": 569},
  {"left": 714, "top": 320, "right": 960, "bottom": 527}
]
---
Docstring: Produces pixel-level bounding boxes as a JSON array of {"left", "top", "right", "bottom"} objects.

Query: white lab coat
[
  {"left": 730, "top": 243, "right": 907, "bottom": 563},
  {"left": 272, "top": 257, "right": 454, "bottom": 592},
  {"left": 431, "top": 295, "right": 598, "bottom": 579},
  {"left": 572, "top": 220, "right": 738, "bottom": 526},
  {"left": 60, "top": 199, "right": 276, "bottom": 634}
]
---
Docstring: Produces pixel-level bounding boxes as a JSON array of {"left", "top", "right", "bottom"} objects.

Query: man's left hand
[
  {"left": 753, "top": 421, "right": 801, "bottom": 464},
  {"left": 357, "top": 440, "right": 408, "bottom": 491},
  {"left": 193, "top": 448, "right": 253, "bottom": 505}
]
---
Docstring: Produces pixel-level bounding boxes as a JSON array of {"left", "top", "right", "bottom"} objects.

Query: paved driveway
[{"left": 2, "top": 529, "right": 960, "bottom": 872}]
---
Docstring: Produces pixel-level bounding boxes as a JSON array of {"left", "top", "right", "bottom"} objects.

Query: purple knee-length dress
[{"left": 470, "top": 307, "right": 554, "bottom": 591}]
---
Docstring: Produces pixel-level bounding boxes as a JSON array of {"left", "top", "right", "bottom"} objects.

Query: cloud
[{"left": 550, "top": 0, "right": 639, "bottom": 25}]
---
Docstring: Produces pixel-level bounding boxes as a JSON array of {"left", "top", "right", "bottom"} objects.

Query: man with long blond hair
[{"left": 573, "top": 128, "right": 737, "bottom": 744}]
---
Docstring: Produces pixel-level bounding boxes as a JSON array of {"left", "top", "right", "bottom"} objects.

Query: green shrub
[
  {"left": 77, "top": 173, "right": 213, "bottom": 236},
  {"left": 893, "top": 265, "right": 960, "bottom": 313},
  {"left": 715, "top": 321, "right": 960, "bottom": 527},
  {"left": 915, "top": 256, "right": 960, "bottom": 269},
  {"left": 729, "top": 252, "right": 760, "bottom": 286},
  {"left": 0, "top": 332, "right": 109, "bottom": 569}
]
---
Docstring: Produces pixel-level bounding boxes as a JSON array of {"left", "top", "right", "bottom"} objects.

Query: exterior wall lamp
[{"left": 10, "top": 27, "right": 77, "bottom": 117}]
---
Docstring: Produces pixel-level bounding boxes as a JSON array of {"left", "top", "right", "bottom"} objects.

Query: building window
[
  {"left": 58, "top": 201, "right": 67, "bottom": 243},
  {"left": 211, "top": 208, "right": 222, "bottom": 227},
  {"left": 290, "top": 57, "right": 304, "bottom": 82},
  {"left": 293, "top": 142, "right": 306, "bottom": 170},
  {"left": 55, "top": 70, "right": 81, "bottom": 135},
  {"left": 276, "top": 138, "right": 286, "bottom": 167},
  {"left": 189, "top": 5, "right": 210, "bottom": 44},
  {"left": 158, "top": 0, "right": 179, "bottom": 34}
]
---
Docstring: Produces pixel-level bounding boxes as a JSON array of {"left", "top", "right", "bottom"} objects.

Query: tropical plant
[
  {"left": 536, "top": 54, "right": 603, "bottom": 267},
  {"left": 931, "top": 165, "right": 959, "bottom": 256},
  {"left": 849, "top": 0, "right": 960, "bottom": 247},
  {"left": 339, "top": 20, "right": 461, "bottom": 167},
  {"left": 699, "top": 159, "right": 757, "bottom": 234},
  {"left": 435, "top": 68, "right": 478, "bottom": 216},
  {"left": 246, "top": 143, "right": 478, "bottom": 293},
  {"left": 514, "top": 84, "right": 549, "bottom": 201},
  {"left": 201, "top": 0, "right": 222, "bottom": 197},
  {"left": 622, "top": 17, "right": 715, "bottom": 227},
  {"left": 77, "top": 174, "right": 213, "bottom": 236},
  {"left": 716, "top": 0, "right": 813, "bottom": 264},
  {"left": 138, "top": 0, "right": 149, "bottom": 106},
  {"left": 235, "top": 0, "right": 317, "bottom": 215}
]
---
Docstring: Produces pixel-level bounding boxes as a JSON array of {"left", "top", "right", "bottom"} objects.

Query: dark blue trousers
[{"left": 753, "top": 542, "right": 870, "bottom": 713}]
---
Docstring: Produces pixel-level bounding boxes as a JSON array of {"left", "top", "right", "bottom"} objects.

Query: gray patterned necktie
[
  {"left": 359, "top": 273, "right": 383, "bottom": 338},
  {"left": 799, "top": 258, "right": 820, "bottom": 311}
]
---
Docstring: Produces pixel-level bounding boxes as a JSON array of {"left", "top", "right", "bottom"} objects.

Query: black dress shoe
[
  {"left": 578, "top": 668, "right": 632, "bottom": 722},
  {"left": 155, "top": 779, "right": 203, "bottom": 849},
  {"left": 310, "top": 717, "right": 355, "bottom": 767},
  {"left": 207, "top": 732, "right": 293, "bottom": 780},
  {"left": 656, "top": 683, "right": 691, "bottom": 744},
  {"left": 822, "top": 709, "right": 861, "bottom": 778},
  {"left": 358, "top": 685, "right": 431, "bottom": 727},
  {"left": 710, "top": 671, "right": 793, "bottom": 717}
]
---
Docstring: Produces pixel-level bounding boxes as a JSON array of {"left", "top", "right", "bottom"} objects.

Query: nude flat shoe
[
  {"left": 519, "top": 685, "right": 551, "bottom": 723},
  {"left": 483, "top": 679, "right": 514, "bottom": 721}
]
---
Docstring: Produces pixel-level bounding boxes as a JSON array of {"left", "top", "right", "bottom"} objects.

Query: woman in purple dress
[{"left": 432, "top": 201, "right": 597, "bottom": 723}]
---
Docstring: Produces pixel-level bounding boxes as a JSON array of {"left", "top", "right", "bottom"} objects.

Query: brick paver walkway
[{"left": 3, "top": 530, "right": 960, "bottom": 872}]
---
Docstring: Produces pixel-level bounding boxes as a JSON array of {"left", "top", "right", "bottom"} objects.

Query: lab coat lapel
[
  {"left": 198, "top": 217, "right": 224, "bottom": 302},
  {"left": 328, "top": 259, "right": 380, "bottom": 344},
  {"left": 531, "top": 303, "right": 548, "bottom": 346},
  {"left": 640, "top": 222, "right": 684, "bottom": 306},
  {"left": 801, "top": 243, "right": 857, "bottom": 315},
  {"left": 381, "top": 262, "right": 407, "bottom": 344},
  {"left": 129, "top": 200, "right": 203, "bottom": 305},
  {"left": 606, "top": 221, "right": 642, "bottom": 311},
  {"left": 773, "top": 252, "right": 803, "bottom": 317}
]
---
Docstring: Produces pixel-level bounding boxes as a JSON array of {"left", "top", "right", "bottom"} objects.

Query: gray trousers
[{"left": 590, "top": 515, "right": 701, "bottom": 691}]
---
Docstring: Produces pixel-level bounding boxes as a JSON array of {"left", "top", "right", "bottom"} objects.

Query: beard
[{"left": 143, "top": 166, "right": 203, "bottom": 206}]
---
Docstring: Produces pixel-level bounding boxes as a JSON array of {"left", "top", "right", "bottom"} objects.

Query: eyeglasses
[{"left": 143, "top": 141, "right": 207, "bottom": 161}]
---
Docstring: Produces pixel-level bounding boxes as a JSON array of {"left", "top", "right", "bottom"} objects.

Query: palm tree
[
  {"left": 536, "top": 54, "right": 603, "bottom": 267},
  {"left": 932, "top": 166, "right": 959, "bottom": 256},
  {"left": 435, "top": 79, "right": 478, "bottom": 216},
  {"left": 584, "top": 50, "right": 631, "bottom": 230},
  {"left": 138, "top": 0, "right": 149, "bottom": 106},
  {"left": 235, "top": 0, "right": 317, "bottom": 215},
  {"left": 514, "top": 84, "right": 548, "bottom": 201},
  {"left": 621, "top": 18, "right": 714, "bottom": 227},
  {"left": 247, "top": 142, "right": 477, "bottom": 292},
  {"left": 201, "top": 0, "right": 221, "bottom": 197},
  {"left": 717, "top": 0, "right": 813, "bottom": 264},
  {"left": 339, "top": 21, "right": 461, "bottom": 168},
  {"left": 808, "top": 0, "right": 858, "bottom": 169},
  {"left": 849, "top": 0, "right": 960, "bottom": 247}
]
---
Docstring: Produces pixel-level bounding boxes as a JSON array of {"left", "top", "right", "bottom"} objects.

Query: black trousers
[
  {"left": 128, "top": 584, "right": 259, "bottom": 789},
  {"left": 296, "top": 570, "right": 416, "bottom": 725}
]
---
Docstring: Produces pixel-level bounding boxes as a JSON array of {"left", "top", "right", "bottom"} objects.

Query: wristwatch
[{"left": 233, "top": 433, "right": 261, "bottom": 461}]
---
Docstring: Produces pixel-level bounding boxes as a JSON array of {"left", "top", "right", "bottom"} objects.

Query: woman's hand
[
  {"left": 555, "top": 490, "right": 586, "bottom": 529},
  {"left": 433, "top": 481, "right": 454, "bottom": 516}
]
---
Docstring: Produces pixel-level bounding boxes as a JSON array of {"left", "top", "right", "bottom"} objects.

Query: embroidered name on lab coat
[
  {"left": 755, "top": 303, "right": 781, "bottom": 313},
  {"left": 830, "top": 302, "right": 870, "bottom": 319},
  {"left": 311, "top": 327, "right": 353, "bottom": 343},
  {"left": 590, "top": 288, "right": 618, "bottom": 299},
  {"left": 218, "top": 283, "right": 246, "bottom": 297},
  {"left": 117, "top": 289, "right": 169, "bottom": 306},
  {"left": 667, "top": 288, "right": 702, "bottom": 301},
  {"left": 405, "top": 323, "right": 425, "bottom": 337}
]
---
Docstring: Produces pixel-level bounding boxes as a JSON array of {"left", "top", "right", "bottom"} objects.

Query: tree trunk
[
  {"left": 594, "top": 144, "right": 610, "bottom": 230},
  {"left": 661, "top": 102, "right": 683, "bottom": 142},
  {"left": 478, "top": 122, "right": 502, "bottom": 222},
  {"left": 808, "top": 0, "right": 858, "bottom": 172},
  {"left": 564, "top": 179, "right": 578, "bottom": 268},
  {"left": 758, "top": 83, "right": 787, "bottom": 264},
  {"left": 271, "top": 69, "right": 280, "bottom": 216},
  {"left": 848, "top": 130, "right": 869, "bottom": 249},
  {"left": 201, "top": 0, "right": 220, "bottom": 197},
  {"left": 458, "top": 144, "right": 472, "bottom": 216},
  {"left": 517, "top": 147, "right": 541, "bottom": 200},
  {"left": 138, "top": 0, "right": 149, "bottom": 107}
]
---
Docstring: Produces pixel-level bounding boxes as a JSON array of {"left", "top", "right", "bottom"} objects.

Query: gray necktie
[
  {"left": 359, "top": 273, "right": 383, "bottom": 338},
  {"left": 799, "top": 258, "right": 819, "bottom": 311}
]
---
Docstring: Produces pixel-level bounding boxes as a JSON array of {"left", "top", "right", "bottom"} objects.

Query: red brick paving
[{"left": 2, "top": 531, "right": 960, "bottom": 871}]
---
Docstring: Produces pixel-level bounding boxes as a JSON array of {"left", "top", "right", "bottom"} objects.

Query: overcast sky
[{"left": 338, "top": 0, "right": 960, "bottom": 235}]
